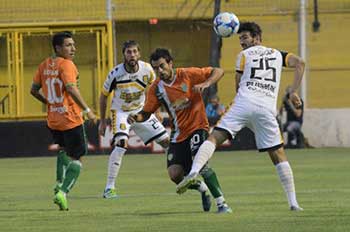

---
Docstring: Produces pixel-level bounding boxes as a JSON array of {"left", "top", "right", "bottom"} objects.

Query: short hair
[
  {"left": 149, "top": 48, "right": 173, "bottom": 63},
  {"left": 122, "top": 40, "right": 140, "bottom": 53},
  {"left": 238, "top": 22, "right": 262, "bottom": 40},
  {"left": 52, "top": 31, "right": 73, "bottom": 53}
]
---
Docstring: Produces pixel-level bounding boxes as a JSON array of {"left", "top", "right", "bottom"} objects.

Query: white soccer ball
[{"left": 213, "top": 12, "right": 240, "bottom": 38}]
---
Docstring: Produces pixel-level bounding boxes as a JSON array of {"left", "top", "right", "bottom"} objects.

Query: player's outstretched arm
[
  {"left": 287, "top": 54, "right": 305, "bottom": 107},
  {"left": 193, "top": 67, "right": 224, "bottom": 93},
  {"left": 287, "top": 54, "right": 305, "bottom": 92}
]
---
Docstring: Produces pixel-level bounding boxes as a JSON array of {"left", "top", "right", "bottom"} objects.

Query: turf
[{"left": 0, "top": 148, "right": 350, "bottom": 232}]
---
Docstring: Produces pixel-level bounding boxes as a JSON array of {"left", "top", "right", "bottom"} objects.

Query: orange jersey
[
  {"left": 33, "top": 57, "right": 83, "bottom": 130},
  {"left": 144, "top": 67, "right": 212, "bottom": 143}
]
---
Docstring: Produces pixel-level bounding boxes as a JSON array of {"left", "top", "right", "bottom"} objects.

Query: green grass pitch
[{"left": 0, "top": 148, "right": 350, "bottom": 232}]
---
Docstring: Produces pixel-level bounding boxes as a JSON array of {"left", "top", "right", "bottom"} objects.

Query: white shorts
[
  {"left": 216, "top": 101, "right": 283, "bottom": 151},
  {"left": 111, "top": 109, "right": 168, "bottom": 145}
]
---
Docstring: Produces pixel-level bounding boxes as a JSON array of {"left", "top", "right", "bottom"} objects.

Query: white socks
[
  {"left": 276, "top": 161, "right": 299, "bottom": 207},
  {"left": 215, "top": 196, "right": 225, "bottom": 206},
  {"left": 197, "top": 180, "right": 209, "bottom": 193},
  {"left": 190, "top": 140, "right": 216, "bottom": 175},
  {"left": 105, "top": 146, "right": 126, "bottom": 190}
]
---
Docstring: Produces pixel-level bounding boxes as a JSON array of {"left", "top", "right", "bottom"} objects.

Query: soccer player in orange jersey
[
  {"left": 127, "top": 48, "right": 232, "bottom": 213},
  {"left": 30, "top": 31, "right": 96, "bottom": 211}
]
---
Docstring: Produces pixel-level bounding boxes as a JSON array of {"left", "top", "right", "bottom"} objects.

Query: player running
[{"left": 99, "top": 40, "right": 169, "bottom": 199}]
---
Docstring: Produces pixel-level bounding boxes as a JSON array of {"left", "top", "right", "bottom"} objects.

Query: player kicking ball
[{"left": 177, "top": 22, "right": 304, "bottom": 212}]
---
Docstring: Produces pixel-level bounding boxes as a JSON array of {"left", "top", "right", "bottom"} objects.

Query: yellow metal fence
[
  {"left": 0, "top": 21, "right": 114, "bottom": 120},
  {"left": 0, "top": 0, "right": 349, "bottom": 121}
]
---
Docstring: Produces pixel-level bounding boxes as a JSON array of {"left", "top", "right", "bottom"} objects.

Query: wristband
[{"left": 83, "top": 108, "right": 91, "bottom": 114}]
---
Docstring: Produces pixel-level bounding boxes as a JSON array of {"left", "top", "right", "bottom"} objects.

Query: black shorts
[
  {"left": 49, "top": 124, "right": 87, "bottom": 159},
  {"left": 167, "top": 129, "right": 208, "bottom": 174}
]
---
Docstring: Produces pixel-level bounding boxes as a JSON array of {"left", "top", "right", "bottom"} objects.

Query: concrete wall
[{"left": 303, "top": 109, "right": 350, "bottom": 147}]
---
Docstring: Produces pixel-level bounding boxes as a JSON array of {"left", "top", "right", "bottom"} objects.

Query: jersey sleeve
[
  {"left": 185, "top": 67, "right": 213, "bottom": 85},
  {"left": 143, "top": 83, "right": 161, "bottom": 113},
  {"left": 279, "top": 50, "right": 293, "bottom": 67},
  {"left": 101, "top": 70, "right": 117, "bottom": 96},
  {"left": 235, "top": 52, "right": 245, "bottom": 73},
  {"left": 60, "top": 60, "right": 78, "bottom": 86}
]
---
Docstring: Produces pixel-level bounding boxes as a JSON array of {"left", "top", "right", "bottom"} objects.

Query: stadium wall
[
  {"left": 303, "top": 109, "right": 350, "bottom": 147},
  {"left": 0, "top": 0, "right": 349, "bottom": 154},
  {"left": 0, "top": 120, "right": 256, "bottom": 157},
  {"left": 0, "top": 21, "right": 114, "bottom": 120}
]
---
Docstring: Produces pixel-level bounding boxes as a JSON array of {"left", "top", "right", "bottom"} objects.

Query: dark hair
[
  {"left": 122, "top": 40, "right": 140, "bottom": 53},
  {"left": 238, "top": 22, "right": 262, "bottom": 40},
  {"left": 52, "top": 31, "right": 73, "bottom": 53},
  {"left": 149, "top": 48, "right": 173, "bottom": 63}
]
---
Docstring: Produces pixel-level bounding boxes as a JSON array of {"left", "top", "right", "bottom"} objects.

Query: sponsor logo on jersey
[
  {"left": 246, "top": 81, "right": 276, "bottom": 92},
  {"left": 181, "top": 83, "right": 188, "bottom": 92},
  {"left": 121, "top": 103, "right": 142, "bottom": 112},
  {"left": 171, "top": 97, "right": 191, "bottom": 111},
  {"left": 49, "top": 105, "right": 67, "bottom": 114},
  {"left": 120, "top": 123, "right": 126, "bottom": 130},
  {"left": 167, "top": 153, "right": 173, "bottom": 161},
  {"left": 130, "top": 75, "right": 138, "bottom": 81},
  {"left": 142, "top": 75, "right": 148, "bottom": 83},
  {"left": 120, "top": 91, "right": 143, "bottom": 103}
]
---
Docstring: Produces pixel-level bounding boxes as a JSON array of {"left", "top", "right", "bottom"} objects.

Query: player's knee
[
  {"left": 115, "top": 139, "right": 128, "bottom": 149},
  {"left": 268, "top": 147, "right": 287, "bottom": 165},
  {"left": 157, "top": 137, "right": 170, "bottom": 149},
  {"left": 210, "top": 129, "right": 229, "bottom": 146},
  {"left": 72, "top": 160, "right": 83, "bottom": 168},
  {"left": 167, "top": 165, "right": 184, "bottom": 184}
]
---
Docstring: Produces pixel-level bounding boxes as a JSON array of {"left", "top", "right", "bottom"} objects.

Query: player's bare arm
[
  {"left": 154, "top": 108, "right": 164, "bottom": 123},
  {"left": 287, "top": 54, "right": 305, "bottom": 107},
  {"left": 193, "top": 67, "right": 224, "bottom": 93},
  {"left": 66, "top": 84, "right": 97, "bottom": 122},
  {"left": 235, "top": 72, "right": 242, "bottom": 93},
  {"left": 127, "top": 110, "right": 152, "bottom": 124},
  {"left": 30, "top": 84, "right": 47, "bottom": 104},
  {"left": 98, "top": 93, "right": 108, "bottom": 135}
]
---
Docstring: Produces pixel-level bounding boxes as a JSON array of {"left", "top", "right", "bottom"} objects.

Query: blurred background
[{"left": 0, "top": 0, "right": 349, "bottom": 156}]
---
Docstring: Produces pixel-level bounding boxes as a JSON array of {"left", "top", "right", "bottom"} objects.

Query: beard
[{"left": 128, "top": 59, "right": 137, "bottom": 67}]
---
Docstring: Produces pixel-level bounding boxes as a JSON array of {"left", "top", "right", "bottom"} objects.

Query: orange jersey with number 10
[
  {"left": 143, "top": 67, "right": 212, "bottom": 143},
  {"left": 33, "top": 57, "right": 83, "bottom": 131}
]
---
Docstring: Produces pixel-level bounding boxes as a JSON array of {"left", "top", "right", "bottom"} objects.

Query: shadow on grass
[
  {"left": 0, "top": 208, "right": 57, "bottom": 212},
  {"left": 111, "top": 210, "right": 203, "bottom": 217}
]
